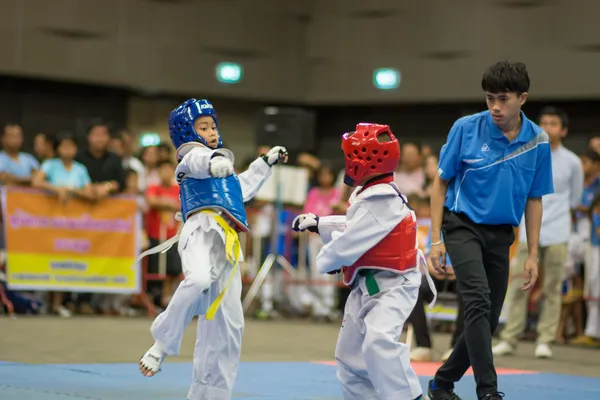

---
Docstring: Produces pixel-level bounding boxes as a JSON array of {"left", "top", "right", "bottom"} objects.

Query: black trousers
[
  {"left": 408, "top": 278, "right": 465, "bottom": 349},
  {"left": 434, "top": 209, "right": 514, "bottom": 399}
]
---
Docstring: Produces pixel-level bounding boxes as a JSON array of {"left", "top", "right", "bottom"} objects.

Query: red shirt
[{"left": 145, "top": 184, "right": 180, "bottom": 240}]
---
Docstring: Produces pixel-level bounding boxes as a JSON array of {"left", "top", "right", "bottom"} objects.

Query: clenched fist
[
  {"left": 292, "top": 213, "right": 319, "bottom": 234},
  {"left": 209, "top": 155, "right": 234, "bottom": 178},
  {"left": 262, "top": 146, "right": 289, "bottom": 166}
]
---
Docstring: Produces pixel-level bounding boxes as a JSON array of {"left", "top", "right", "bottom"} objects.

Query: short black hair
[
  {"left": 86, "top": 119, "right": 112, "bottom": 136},
  {"left": 481, "top": 61, "right": 530, "bottom": 95},
  {"left": 157, "top": 159, "right": 174, "bottom": 169},
  {"left": 124, "top": 168, "right": 138, "bottom": 177},
  {"left": 402, "top": 141, "right": 422, "bottom": 153},
  {"left": 581, "top": 149, "right": 600, "bottom": 164},
  {"left": 538, "top": 106, "right": 569, "bottom": 129},
  {"left": 2, "top": 123, "right": 22, "bottom": 135},
  {"left": 158, "top": 142, "right": 172, "bottom": 153},
  {"left": 53, "top": 131, "right": 78, "bottom": 152}
]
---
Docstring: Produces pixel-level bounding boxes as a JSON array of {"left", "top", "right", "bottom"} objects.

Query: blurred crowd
[
  {"left": 2, "top": 105, "right": 600, "bottom": 359},
  {"left": 0, "top": 121, "right": 183, "bottom": 317}
]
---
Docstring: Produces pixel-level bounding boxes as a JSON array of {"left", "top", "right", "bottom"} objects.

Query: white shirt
[{"left": 519, "top": 145, "right": 584, "bottom": 247}]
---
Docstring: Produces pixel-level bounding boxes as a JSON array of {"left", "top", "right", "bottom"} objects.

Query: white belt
[
  {"left": 134, "top": 212, "right": 184, "bottom": 264},
  {"left": 418, "top": 249, "right": 438, "bottom": 309}
]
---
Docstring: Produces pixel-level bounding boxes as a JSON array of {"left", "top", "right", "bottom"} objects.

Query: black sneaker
[
  {"left": 426, "top": 379, "right": 462, "bottom": 400},
  {"left": 480, "top": 393, "right": 505, "bottom": 400}
]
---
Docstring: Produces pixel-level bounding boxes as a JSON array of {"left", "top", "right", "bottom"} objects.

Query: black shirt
[{"left": 76, "top": 150, "right": 126, "bottom": 192}]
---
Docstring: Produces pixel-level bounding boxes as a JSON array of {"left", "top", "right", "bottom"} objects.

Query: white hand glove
[
  {"left": 209, "top": 156, "right": 234, "bottom": 178},
  {"left": 292, "top": 213, "right": 319, "bottom": 233},
  {"left": 262, "top": 146, "right": 289, "bottom": 166}
]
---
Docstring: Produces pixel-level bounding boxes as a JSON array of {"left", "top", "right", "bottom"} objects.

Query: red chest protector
[{"left": 341, "top": 175, "right": 418, "bottom": 286}]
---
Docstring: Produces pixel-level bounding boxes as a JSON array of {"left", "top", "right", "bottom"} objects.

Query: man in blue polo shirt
[{"left": 426, "top": 61, "right": 554, "bottom": 400}]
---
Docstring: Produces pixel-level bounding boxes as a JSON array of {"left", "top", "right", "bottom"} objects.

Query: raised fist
[
  {"left": 262, "top": 146, "right": 289, "bottom": 166},
  {"left": 292, "top": 213, "right": 319, "bottom": 234},
  {"left": 209, "top": 155, "right": 234, "bottom": 178}
]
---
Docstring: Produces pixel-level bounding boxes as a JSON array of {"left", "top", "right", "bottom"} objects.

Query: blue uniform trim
[{"left": 180, "top": 175, "right": 249, "bottom": 231}]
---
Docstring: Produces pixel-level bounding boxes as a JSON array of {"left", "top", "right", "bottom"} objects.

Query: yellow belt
[{"left": 201, "top": 210, "right": 241, "bottom": 320}]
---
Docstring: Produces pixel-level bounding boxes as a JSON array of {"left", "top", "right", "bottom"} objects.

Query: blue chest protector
[{"left": 179, "top": 175, "right": 249, "bottom": 231}]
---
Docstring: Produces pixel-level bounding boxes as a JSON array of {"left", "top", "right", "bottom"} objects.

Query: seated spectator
[
  {"left": 145, "top": 160, "right": 182, "bottom": 308},
  {"left": 0, "top": 123, "right": 39, "bottom": 186},
  {"left": 32, "top": 132, "right": 94, "bottom": 204}
]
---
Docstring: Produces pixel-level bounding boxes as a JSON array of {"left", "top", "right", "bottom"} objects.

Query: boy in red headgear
[{"left": 292, "top": 123, "right": 436, "bottom": 400}]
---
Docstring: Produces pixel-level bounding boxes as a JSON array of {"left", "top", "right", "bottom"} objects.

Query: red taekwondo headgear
[{"left": 341, "top": 123, "right": 401, "bottom": 187}]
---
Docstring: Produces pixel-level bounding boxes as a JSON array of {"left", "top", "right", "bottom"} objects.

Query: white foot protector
[{"left": 139, "top": 343, "right": 166, "bottom": 377}]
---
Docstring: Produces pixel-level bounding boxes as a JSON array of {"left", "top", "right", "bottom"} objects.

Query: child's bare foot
[{"left": 139, "top": 343, "right": 166, "bottom": 377}]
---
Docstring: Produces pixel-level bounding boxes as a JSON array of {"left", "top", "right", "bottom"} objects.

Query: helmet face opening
[{"left": 168, "top": 99, "right": 222, "bottom": 150}]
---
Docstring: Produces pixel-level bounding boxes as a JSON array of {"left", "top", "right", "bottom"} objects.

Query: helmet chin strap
[
  {"left": 343, "top": 175, "right": 355, "bottom": 187},
  {"left": 344, "top": 172, "right": 393, "bottom": 188}
]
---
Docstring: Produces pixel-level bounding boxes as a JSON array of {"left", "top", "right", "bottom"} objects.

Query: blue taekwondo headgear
[{"left": 168, "top": 98, "right": 222, "bottom": 150}]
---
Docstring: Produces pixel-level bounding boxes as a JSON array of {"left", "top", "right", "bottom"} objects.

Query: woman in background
[{"left": 303, "top": 163, "right": 342, "bottom": 321}]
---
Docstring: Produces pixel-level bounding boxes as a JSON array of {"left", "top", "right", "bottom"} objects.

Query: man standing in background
[
  {"left": 493, "top": 106, "right": 584, "bottom": 359},
  {"left": 75, "top": 120, "right": 126, "bottom": 314}
]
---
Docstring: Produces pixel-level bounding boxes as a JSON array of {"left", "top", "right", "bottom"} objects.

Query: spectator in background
[
  {"left": 33, "top": 132, "right": 56, "bottom": 162},
  {"left": 32, "top": 132, "right": 94, "bottom": 317},
  {"left": 32, "top": 132, "right": 94, "bottom": 204},
  {"left": 158, "top": 142, "right": 173, "bottom": 163},
  {"left": 124, "top": 168, "right": 149, "bottom": 249},
  {"left": 0, "top": 123, "right": 39, "bottom": 186},
  {"left": 111, "top": 131, "right": 146, "bottom": 192},
  {"left": 407, "top": 194, "right": 464, "bottom": 363},
  {"left": 555, "top": 149, "right": 600, "bottom": 345},
  {"left": 589, "top": 136, "right": 600, "bottom": 155},
  {"left": 75, "top": 120, "right": 125, "bottom": 314},
  {"left": 145, "top": 160, "right": 181, "bottom": 308},
  {"left": 571, "top": 194, "right": 600, "bottom": 347},
  {"left": 303, "top": 163, "right": 342, "bottom": 321},
  {"left": 421, "top": 143, "right": 433, "bottom": 158},
  {"left": 140, "top": 145, "right": 161, "bottom": 187},
  {"left": 423, "top": 154, "right": 439, "bottom": 197},
  {"left": 394, "top": 141, "right": 425, "bottom": 195},
  {"left": 297, "top": 151, "right": 321, "bottom": 188},
  {"left": 570, "top": 150, "right": 600, "bottom": 347},
  {"left": 494, "top": 106, "right": 583, "bottom": 359},
  {"left": 77, "top": 121, "right": 125, "bottom": 199}
]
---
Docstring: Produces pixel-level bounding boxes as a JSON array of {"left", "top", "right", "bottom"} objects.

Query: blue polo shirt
[{"left": 438, "top": 111, "right": 554, "bottom": 226}]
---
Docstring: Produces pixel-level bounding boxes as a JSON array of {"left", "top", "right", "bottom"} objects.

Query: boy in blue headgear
[{"left": 138, "top": 99, "right": 288, "bottom": 400}]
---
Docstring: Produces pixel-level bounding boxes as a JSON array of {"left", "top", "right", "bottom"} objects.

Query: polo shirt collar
[{"left": 488, "top": 110, "right": 531, "bottom": 143}]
